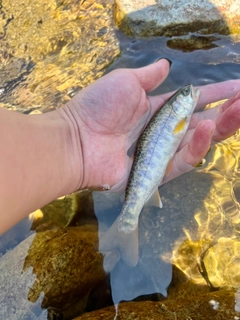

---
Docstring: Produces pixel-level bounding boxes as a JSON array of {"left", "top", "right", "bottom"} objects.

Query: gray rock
[
  {"left": 0, "top": 234, "right": 45, "bottom": 319},
  {"left": 115, "top": 0, "right": 240, "bottom": 37}
]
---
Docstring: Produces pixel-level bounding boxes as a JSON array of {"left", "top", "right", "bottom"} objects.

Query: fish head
[{"left": 172, "top": 84, "right": 200, "bottom": 117}]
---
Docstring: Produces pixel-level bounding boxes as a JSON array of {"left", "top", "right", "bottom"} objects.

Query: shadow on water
[{"left": 1, "top": 0, "right": 240, "bottom": 319}]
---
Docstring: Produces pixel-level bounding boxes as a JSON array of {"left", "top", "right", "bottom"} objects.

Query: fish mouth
[
  {"left": 189, "top": 85, "right": 200, "bottom": 102},
  {"left": 193, "top": 87, "right": 201, "bottom": 101},
  {"left": 181, "top": 84, "right": 200, "bottom": 102}
]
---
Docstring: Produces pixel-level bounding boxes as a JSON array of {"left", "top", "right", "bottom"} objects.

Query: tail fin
[{"left": 98, "top": 217, "right": 139, "bottom": 271}]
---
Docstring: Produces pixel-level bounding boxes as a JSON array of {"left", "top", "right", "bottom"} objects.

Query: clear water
[{"left": 1, "top": 0, "right": 240, "bottom": 319}]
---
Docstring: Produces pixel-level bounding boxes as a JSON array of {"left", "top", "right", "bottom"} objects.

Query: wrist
[
  {"left": 46, "top": 107, "right": 84, "bottom": 195},
  {"left": 0, "top": 107, "right": 83, "bottom": 234}
]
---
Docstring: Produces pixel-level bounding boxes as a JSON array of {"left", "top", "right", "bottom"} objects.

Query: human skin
[{"left": 1, "top": 59, "right": 240, "bottom": 234}]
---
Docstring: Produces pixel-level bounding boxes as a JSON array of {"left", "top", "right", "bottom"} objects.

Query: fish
[{"left": 99, "top": 84, "right": 200, "bottom": 269}]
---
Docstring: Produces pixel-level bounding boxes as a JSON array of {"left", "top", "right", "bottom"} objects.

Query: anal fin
[{"left": 145, "top": 188, "right": 163, "bottom": 208}]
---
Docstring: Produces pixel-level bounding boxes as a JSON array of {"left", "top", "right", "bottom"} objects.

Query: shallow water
[{"left": 1, "top": 0, "right": 240, "bottom": 319}]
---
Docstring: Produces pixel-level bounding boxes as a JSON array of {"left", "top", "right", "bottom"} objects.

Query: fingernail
[
  {"left": 154, "top": 57, "right": 172, "bottom": 67},
  {"left": 196, "top": 158, "right": 207, "bottom": 167}
]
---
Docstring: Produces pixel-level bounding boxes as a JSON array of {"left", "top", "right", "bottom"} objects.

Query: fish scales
[
  {"left": 99, "top": 84, "right": 200, "bottom": 268},
  {"left": 118, "top": 110, "right": 175, "bottom": 231},
  {"left": 118, "top": 85, "right": 200, "bottom": 234}
]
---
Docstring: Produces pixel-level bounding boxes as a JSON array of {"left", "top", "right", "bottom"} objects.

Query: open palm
[{"left": 64, "top": 59, "right": 240, "bottom": 192}]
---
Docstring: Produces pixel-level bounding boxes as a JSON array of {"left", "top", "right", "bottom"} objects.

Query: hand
[{"left": 62, "top": 59, "right": 240, "bottom": 192}]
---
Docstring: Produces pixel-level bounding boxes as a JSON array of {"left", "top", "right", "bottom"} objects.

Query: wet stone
[
  {"left": 115, "top": 0, "right": 240, "bottom": 37},
  {"left": 74, "top": 289, "right": 240, "bottom": 319},
  {"left": 173, "top": 238, "right": 214, "bottom": 287},
  {"left": 0, "top": 225, "right": 106, "bottom": 319},
  {"left": 30, "top": 190, "right": 95, "bottom": 231},
  {"left": 166, "top": 35, "right": 221, "bottom": 52}
]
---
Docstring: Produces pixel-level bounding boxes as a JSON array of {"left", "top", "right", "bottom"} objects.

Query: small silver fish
[{"left": 99, "top": 84, "right": 200, "bottom": 268}]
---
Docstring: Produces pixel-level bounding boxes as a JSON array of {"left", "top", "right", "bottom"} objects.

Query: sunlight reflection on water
[{"left": 1, "top": 0, "right": 240, "bottom": 318}]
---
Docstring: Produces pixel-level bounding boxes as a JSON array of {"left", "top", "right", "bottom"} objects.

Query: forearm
[{"left": 0, "top": 108, "right": 82, "bottom": 234}]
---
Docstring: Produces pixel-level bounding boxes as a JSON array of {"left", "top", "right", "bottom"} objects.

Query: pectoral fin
[
  {"left": 98, "top": 216, "right": 139, "bottom": 270},
  {"left": 145, "top": 188, "right": 163, "bottom": 208},
  {"left": 127, "top": 140, "right": 138, "bottom": 157},
  {"left": 173, "top": 117, "right": 187, "bottom": 134}
]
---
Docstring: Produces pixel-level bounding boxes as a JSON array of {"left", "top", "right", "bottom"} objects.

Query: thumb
[{"left": 132, "top": 59, "right": 171, "bottom": 92}]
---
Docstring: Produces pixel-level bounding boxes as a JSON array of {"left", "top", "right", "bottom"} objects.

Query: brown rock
[
  {"left": 23, "top": 225, "right": 105, "bottom": 310},
  {"left": 74, "top": 290, "right": 240, "bottom": 319},
  {"left": 0, "top": 225, "right": 106, "bottom": 319},
  {"left": 30, "top": 190, "right": 95, "bottom": 230}
]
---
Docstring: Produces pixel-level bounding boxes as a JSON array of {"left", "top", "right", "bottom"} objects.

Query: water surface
[{"left": 1, "top": 0, "right": 240, "bottom": 319}]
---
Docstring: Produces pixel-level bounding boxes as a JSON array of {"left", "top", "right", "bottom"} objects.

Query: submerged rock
[
  {"left": 173, "top": 238, "right": 214, "bottom": 287},
  {"left": 0, "top": 0, "right": 120, "bottom": 112},
  {"left": 0, "top": 225, "right": 106, "bottom": 319},
  {"left": 115, "top": 0, "right": 240, "bottom": 37},
  {"left": 203, "top": 237, "right": 240, "bottom": 289},
  {"left": 172, "top": 236, "right": 240, "bottom": 292},
  {"left": 0, "top": 234, "right": 44, "bottom": 320},
  {"left": 30, "top": 190, "right": 95, "bottom": 230},
  {"left": 166, "top": 35, "right": 221, "bottom": 52},
  {"left": 74, "top": 289, "right": 240, "bottom": 319}
]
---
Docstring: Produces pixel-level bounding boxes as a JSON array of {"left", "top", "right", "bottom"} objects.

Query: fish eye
[{"left": 182, "top": 85, "right": 191, "bottom": 96}]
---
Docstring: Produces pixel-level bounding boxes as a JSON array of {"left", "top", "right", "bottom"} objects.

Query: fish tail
[{"left": 98, "top": 216, "right": 139, "bottom": 270}]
